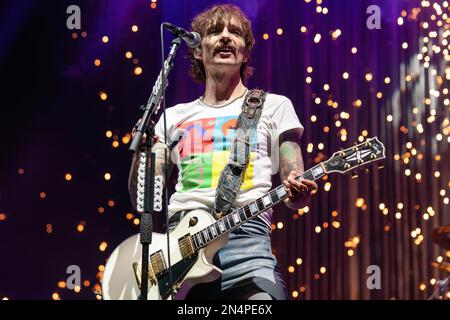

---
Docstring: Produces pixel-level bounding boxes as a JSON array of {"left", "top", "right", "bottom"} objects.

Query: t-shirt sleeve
[
  {"left": 154, "top": 110, "right": 173, "bottom": 144},
  {"left": 269, "top": 98, "right": 304, "bottom": 174}
]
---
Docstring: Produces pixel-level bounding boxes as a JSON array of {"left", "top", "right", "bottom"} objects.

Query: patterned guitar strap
[{"left": 213, "top": 89, "right": 267, "bottom": 220}]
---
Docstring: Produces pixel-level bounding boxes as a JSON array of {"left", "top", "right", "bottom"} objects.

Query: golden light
[
  {"left": 314, "top": 97, "right": 321, "bottom": 104},
  {"left": 310, "top": 115, "right": 317, "bottom": 122},
  {"left": 331, "top": 29, "right": 341, "bottom": 39},
  {"left": 74, "top": 285, "right": 81, "bottom": 293},
  {"left": 332, "top": 221, "right": 340, "bottom": 229},
  {"left": 112, "top": 141, "right": 119, "bottom": 148},
  {"left": 151, "top": 2, "right": 157, "bottom": 9},
  {"left": 0, "top": 214, "right": 6, "bottom": 221},
  {"left": 292, "top": 291, "right": 299, "bottom": 298},
  {"left": 323, "top": 83, "right": 329, "bottom": 91},
  {"left": 131, "top": 25, "right": 139, "bottom": 32},
  {"left": 405, "top": 169, "right": 411, "bottom": 176},
  {"left": 122, "top": 134, "right": 131, "bottom": 144},
  {"left": 315, "top": 226, "right": 321, "bottom": 233},
  {"left": 320, "top": 267, "right": 326, "bottom": 274},
  {"left": 376, "top": 92, "right": 383, "bottom": 99},
  {"left": 306, "top": 76, "right": 312, "bottom": 84},
  {"left": 300, "top": 286, "right": 306, "bottom": 293},
  {"left": 342, "top": 72, "right": 349, "bottom": 79},
  {"left": 296, "top": 258, "right": 303, "bottom": 265},
  {"left": 65, "top": 173, "right": 72, "bottom": 181},
  {"left": 77, "top": 224, "right": 84, "bottom": 232},
  {"left": 125, "top": 51, "right": 133, "bottom": 59},
  {"left": 99, "top": 242, "right": 108, "bottom": 252},
  {"left": 365, "top": 73, "right": 373, "bottom": 81},
  {"left": 94, "top": 59, "right": 101, "bottom": 67},
  {"left": 126, "top": 213, "right": 134, "bottom": 220},
  {"left": 52, "top": 293, "right": 61, "bottom": 300},
  {"left": 276, "top": 28, "right": 283, "bottom": 35},
  {"left": 40, "top": 192, "right": 46, "bottom": 199},
  {"left": 397, "top": 202, "right": 404, "bottom": 209},
  {"left": 300, "top": 26, "right": 307, "bottom": 33},
  {"left": 314, "top": 33, "right": 321, "bottom": 43},
  {"left": 384, "top": 77, "right": 391, "bottom": 84},
  {"left": 324, "top": 182, "right": 331, "bottom": 191},
  {"left": 397, "top": 17, "right": 404, "bottom": 25},
  {"left": 105, "top": 130, "right": 113, "bottom": 138},
  {"left": 18, "top": 168, "right": 24, "bottom": 175},
  {"left": 102, "top": 36, "right": 109, "bottom": 43},
  {"left": 104, "top": 173, "right": 111, "bottom": 181},
  {"left": 419, "top": 283, "right": 426, "bottom": 291},
  {"left": 322, "top": 7, "right": 328, "bottom": 14},
  {"left": 387, "top": 115, "right": 393, "bottom": 122},
  {"left": 351, "top": 47, "right": 357, "bottom": 54},
  {"left": 57, "top": 281, "right": 66, "bottom": 289},
  {"left": 415, "top": 173, "right": 422, "bottom": 180},
  {"left": 263, "top": 33, "right": 269, "bottom": 40},
  {"left": 356, "top": 198, "right": 365, "bottom": 208},
  {"left": 98, "top": 207, "right": 105, "bottom": 214},
  {"left": 99, "top": 91, "right": 108, "bottom": 101},
  {"left": 348, "top": 249, "right": 354, "bottom": 256},
  {"left": 395, "top": 212, "right": 402, "bottom": 220},
  {"left": 402, "top": 42, "right": 408, "bottom": 49},
  {"left": 288, "top": 266, "right": 295, "bottom": 273},
  {"left": 98, "top": 264, "right": 105, "bottom": 272},
  {"left": 108, "top": 200, "right": 115, "bottom": 207},
  {"left": 277, "top": 222, "right": 284, "bottom": 229},
  {"left": 133, "top": 218, "right": 140, "bottom": 225},
  {"left": 134, "top": 66, "right": 143, "bottom": 76}
]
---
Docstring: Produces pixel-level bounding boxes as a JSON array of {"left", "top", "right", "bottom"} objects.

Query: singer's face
[{"left": 195, "top": 17, "right": 247, "bottom": 75}]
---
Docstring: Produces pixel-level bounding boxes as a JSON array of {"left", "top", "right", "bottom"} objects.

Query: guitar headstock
[{"left": 324, "top": 137, "right": 386, "bottom": 174}]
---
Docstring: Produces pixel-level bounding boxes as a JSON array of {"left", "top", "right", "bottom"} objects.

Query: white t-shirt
[{"left": 154, "top": 92, "right": 303, "bottom": 225}]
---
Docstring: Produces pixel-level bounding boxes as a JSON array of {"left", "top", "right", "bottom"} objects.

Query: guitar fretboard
[{"left": 190, "top": 163, "right": 326, "bottom": 250}]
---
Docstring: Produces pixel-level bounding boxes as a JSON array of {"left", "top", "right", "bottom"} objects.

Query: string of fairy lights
[{"left": 1, "top": 0, "right": 448, "bottom": 300}]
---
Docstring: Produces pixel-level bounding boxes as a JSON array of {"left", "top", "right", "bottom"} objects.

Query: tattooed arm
[{"left": 279, "top": 128, "right": 318, "bottom": 210}]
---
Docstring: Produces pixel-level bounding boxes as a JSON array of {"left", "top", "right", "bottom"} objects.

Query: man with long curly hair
[{"left": 129, "top": 4, "right": 317, "bottom": 300}]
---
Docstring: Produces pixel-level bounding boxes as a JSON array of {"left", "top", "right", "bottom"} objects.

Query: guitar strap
[{"left": 213, "top": 89, "right": 267, "bottom": 220}]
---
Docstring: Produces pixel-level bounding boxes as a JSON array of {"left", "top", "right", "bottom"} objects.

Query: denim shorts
[{"left": 169, "top": 211, "right": 288, "bottom": 300}]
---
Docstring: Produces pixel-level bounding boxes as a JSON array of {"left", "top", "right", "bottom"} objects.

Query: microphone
[{"left": 163, "top": 22, "right": 201, "bottom": 48}]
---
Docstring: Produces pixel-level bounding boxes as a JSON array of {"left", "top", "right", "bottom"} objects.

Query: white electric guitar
[{"left": 102, "top": 137, "right": 385, "bottom": 300}]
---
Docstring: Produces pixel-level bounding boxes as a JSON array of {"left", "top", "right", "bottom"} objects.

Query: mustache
[{"left": 214, "top": 45, "right": 236, "bottom": 55}]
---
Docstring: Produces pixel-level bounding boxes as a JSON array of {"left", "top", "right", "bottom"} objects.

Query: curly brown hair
[{"left": 188, "top": 4, "right": 255, "bottom": 84}]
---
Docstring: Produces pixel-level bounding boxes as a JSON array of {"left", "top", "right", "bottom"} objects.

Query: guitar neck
[{"left": 190, "top": 162, "right": 328, "bottom": 251}]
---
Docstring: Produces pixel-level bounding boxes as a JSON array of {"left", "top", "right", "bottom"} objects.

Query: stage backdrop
[{"left": 0, "top": 0, "right": 448, "bottom": 300}]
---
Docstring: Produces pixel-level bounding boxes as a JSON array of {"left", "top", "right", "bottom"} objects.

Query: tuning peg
[
  {"left": 344, "top": 162, "right": 351, "bottom": 169},
  {"left": 363, "top": 168, "right": 370, "bottom": 174},
  {"left": 351, "top": 171, "right": 359, "bottom": 179}
]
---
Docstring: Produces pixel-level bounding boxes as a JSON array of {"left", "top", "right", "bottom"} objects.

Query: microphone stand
[{"left": 129, "top": 37, "right": 182, "bottom": 301}]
